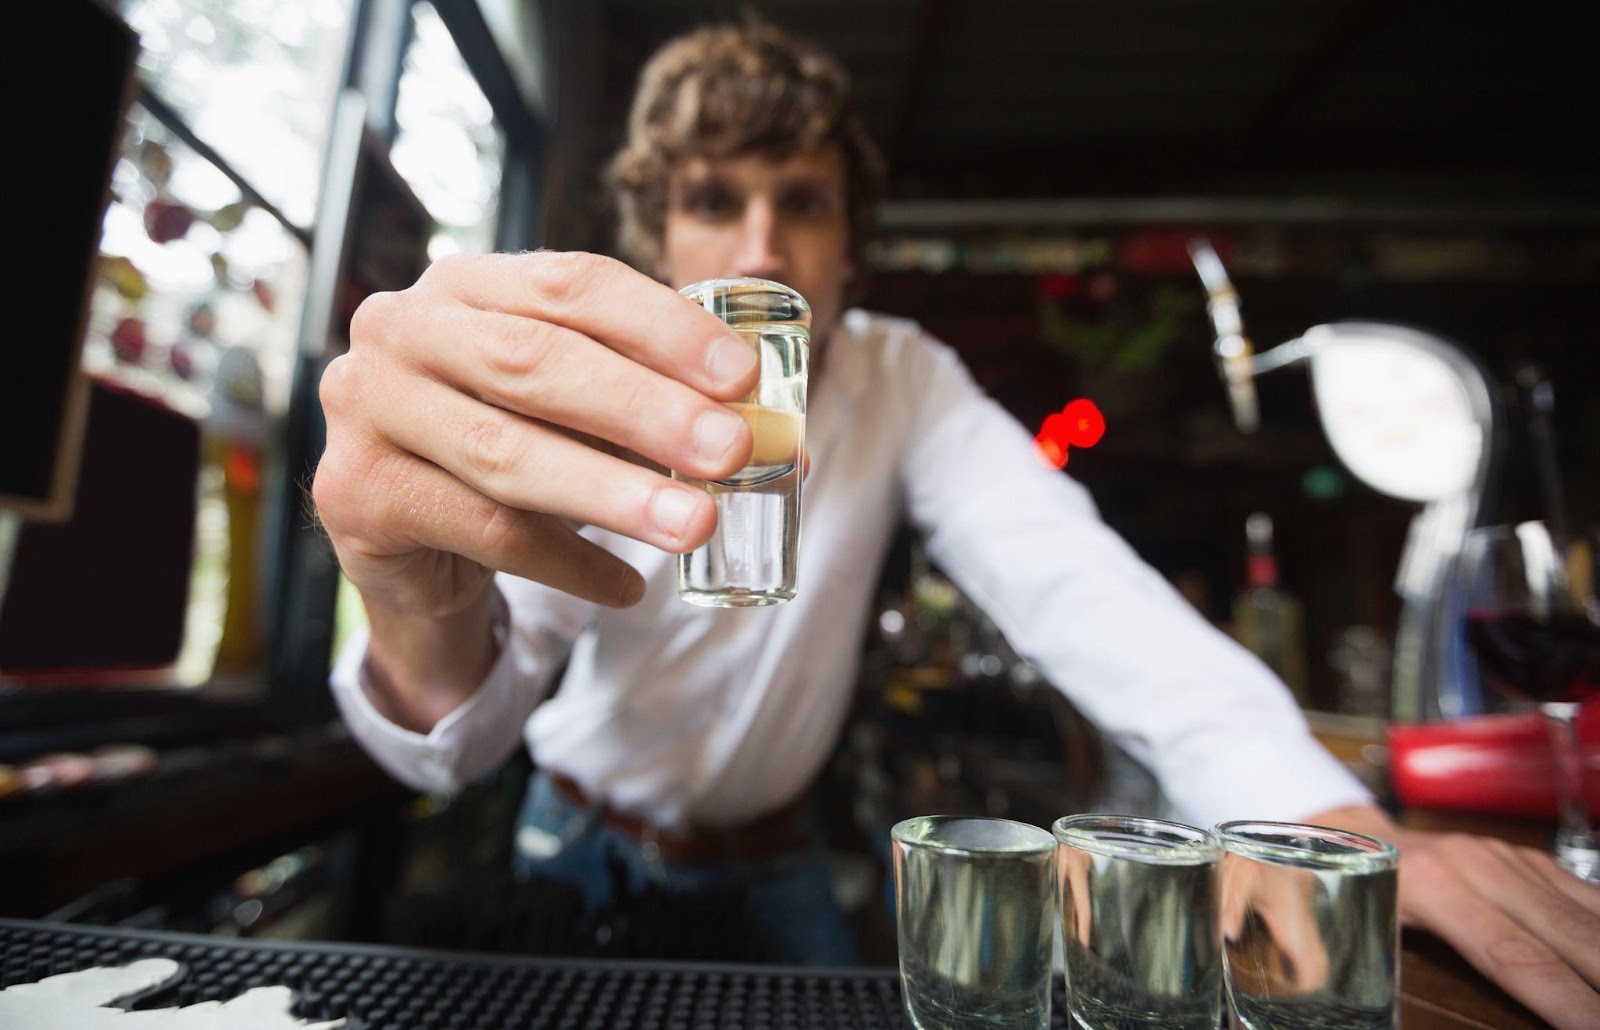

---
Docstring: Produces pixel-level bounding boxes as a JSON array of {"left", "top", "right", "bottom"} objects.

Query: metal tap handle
[{"left": 1187, "top": 237, "right": 1260, "bottom": 433}]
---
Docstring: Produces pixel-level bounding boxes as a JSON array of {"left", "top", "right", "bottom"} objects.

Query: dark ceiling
[{"left": 540, "top": 0, "right": 1597, "bottom": 240}]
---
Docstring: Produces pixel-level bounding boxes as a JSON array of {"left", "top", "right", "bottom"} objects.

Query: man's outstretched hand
[{"left": 1312, "top": 804, "right": 1600, "bottom": 1029}]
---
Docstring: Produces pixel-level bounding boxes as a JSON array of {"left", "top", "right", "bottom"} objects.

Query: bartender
[{"left": 314, "top": 20, "right": 1599, "bottom": 1024}]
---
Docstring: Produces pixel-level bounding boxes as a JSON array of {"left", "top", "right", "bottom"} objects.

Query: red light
[
  {"left": 1036, "top": 273, "right": 1081, "bottom": 301},
  {"left": 1062, "top": 399, "right": 1105, "bottom": 447},
  {"left": 1034, "top": 399, "right": 1105, "bottom": 469}
]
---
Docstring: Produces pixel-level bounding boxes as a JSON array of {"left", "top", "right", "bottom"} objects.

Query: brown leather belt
[{"left": 546, "top": 770, "right": 815, "bottom": 866}]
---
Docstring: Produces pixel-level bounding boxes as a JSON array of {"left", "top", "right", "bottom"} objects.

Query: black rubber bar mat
[{"left": 0, "top": 917, "right": 1078, "bottom": 1028}]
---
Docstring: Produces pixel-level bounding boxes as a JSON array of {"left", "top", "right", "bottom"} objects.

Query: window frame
[{"left": 0, "top": 0, "right": 546, "bottom": 761}]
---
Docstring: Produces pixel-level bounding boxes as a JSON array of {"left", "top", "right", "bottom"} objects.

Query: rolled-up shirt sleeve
[
  {"left": 329, "top": 573, "right": 596, "bottom": 794},
  {"left": 896, "top": 337, "right": 1372, "bottom": 829}
]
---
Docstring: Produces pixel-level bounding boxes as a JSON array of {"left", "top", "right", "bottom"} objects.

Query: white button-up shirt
[{"left": 332, "top": 309, "right": 1370, "bottom": 830}]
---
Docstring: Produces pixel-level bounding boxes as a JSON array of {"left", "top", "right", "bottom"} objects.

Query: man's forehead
[{"left": 671, "top": 146, "right": 845, "bottom": 184}]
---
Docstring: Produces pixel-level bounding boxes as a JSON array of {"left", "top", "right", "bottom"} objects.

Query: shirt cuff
[
  {"left": 1161, "top": 727, "right": 1376, "bottom": 832},
  {"left": 329, "top": 589, "right": 535, "bottom": 794}
]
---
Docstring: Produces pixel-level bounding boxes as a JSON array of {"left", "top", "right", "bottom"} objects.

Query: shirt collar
[{"left": 813, "top": 308, "right": 870, "bottom": 408}]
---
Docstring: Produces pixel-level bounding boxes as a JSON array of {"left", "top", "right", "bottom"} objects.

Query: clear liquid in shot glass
[{"left": 676, "top": 279, "right": 809, "bottom": 607}]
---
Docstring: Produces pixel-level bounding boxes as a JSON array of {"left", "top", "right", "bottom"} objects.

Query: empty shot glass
[
  {"left": 1053, "top": 814, "right": 1222, "bottom": 1030},
  {"left": 1213, "top": 821, "right": 1400, "bottom": 1030},
  {"left": 674, "top": 277, "right": 809, "bottom": 607},
  {"left": 891, "top": 816, "right": 1057, "bottom": 1030}
]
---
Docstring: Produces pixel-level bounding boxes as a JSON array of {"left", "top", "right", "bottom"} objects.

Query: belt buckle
[{"left": 640, "top": 824, "right": 663, "bottom": 871}]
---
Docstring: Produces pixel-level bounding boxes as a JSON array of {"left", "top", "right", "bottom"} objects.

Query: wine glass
[{"left": 1459, "top": 520, "right": 1600, "bottom": 884}]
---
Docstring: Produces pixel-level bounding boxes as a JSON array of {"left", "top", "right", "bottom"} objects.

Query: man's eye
[
  {"left": 683, "top": 189, "right": 736, "bottom": 217},
  {"left": 781, "top": 190, "right": 832, "bottom": 218}
]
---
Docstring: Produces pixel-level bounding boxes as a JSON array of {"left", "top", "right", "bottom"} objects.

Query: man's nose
[{"left": 729, "top": 198, "right": 786, "bottom": 280}]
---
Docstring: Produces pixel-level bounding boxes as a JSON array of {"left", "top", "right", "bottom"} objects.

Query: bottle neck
[{"left": 1246, "top": 553, "right": 1279, "bottom": 590}]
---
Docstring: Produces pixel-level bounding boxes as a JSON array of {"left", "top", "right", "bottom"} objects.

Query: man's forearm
[{"left": 360, "top": 585, "right": 501, "bottom": 734}]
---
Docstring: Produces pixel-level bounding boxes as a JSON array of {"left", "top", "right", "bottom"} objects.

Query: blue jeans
[{"left": 512, "top": 771, "right": 859, "bottom": 967}]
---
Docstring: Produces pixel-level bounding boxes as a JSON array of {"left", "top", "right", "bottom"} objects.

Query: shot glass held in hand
[
  {"left": 675, "top": 278, "right": 809, "bottom": 607},
  {"left": 1213, "top": 821, "right": 1400, "bottom": 1030},
  {"left": 1053, "top": 814, "right": 1222, "bottom": 1030},
  {"left": 891, "top": 816, "right": 1057, "bottom": 1030}
]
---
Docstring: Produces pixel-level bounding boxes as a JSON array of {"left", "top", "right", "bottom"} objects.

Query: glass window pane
[
  {"left": 117, "top": 0, "right": 355, "bottom": 227},
  {"left": 91, "top": 107, "right": 307, "bottom": 419},
  {"left": 65, "top": 105, "right": 310, "bottom": 688},
  {"left": 392, "top": 1, "right": 506, "bottom": 259}
]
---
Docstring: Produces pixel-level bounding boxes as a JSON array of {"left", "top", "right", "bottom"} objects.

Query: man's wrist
[
  {"left": 1301, "top": 803, "right": 1407, "bottom": 848},
  {"left": 361, "top": 584, "right": 504, "bottom": 733}
]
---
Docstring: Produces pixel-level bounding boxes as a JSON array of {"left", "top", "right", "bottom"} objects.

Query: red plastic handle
[{"left": 1386, "top": 702, "right": 1600, "bottom": 818}]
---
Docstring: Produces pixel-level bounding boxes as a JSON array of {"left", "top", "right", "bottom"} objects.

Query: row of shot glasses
[{"left": 892, "top": 812, "right": 1399, "bottom": 1029}]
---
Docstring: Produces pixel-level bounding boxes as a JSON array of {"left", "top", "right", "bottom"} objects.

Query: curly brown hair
[{"left": 607, "top": 20, "right": 886, "bottom": 279}]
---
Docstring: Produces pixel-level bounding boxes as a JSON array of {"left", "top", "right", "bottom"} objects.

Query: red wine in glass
[
  {"left": 1465, "top": 608, "right": 1600, "bottom": 705},
  {"left": 1460, "top": 521, "right": 1599, "bottom": 883}
]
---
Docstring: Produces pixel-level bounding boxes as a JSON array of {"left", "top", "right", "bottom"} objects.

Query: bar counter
[
  {"left": 1314, "top": 713, "right": 1557, "bottom": 1029},
  {"left": 0, "top": 717, "right": 1564, "bottom": 1027},
  {"left": 1392, "top": 808, "right": 1553, "bottom": 1029},
  {"left": 17, "top": 918, "right": 892, "bottom": 1028},
  {"left": 0, "top": 907, "right": 1548, "bottom": 1028}
]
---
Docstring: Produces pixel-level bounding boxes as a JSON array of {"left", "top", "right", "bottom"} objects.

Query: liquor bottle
[{"left": 1233, "top": 513, "right": 1310, "bottom": 706}]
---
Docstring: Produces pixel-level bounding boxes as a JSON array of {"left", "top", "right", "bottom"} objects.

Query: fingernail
[
  {"left": 707, "top": 335, "right": 758, "bottom": 385},
  {"left": 651, "top": 486, "right": 701, "bottom": 540},
  {"left": 694, "top": 408, "right": 746, "bottom": 462}
]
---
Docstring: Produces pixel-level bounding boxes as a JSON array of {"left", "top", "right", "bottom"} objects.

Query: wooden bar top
[
  {"left": 1400, "top": 928, "right": 1547, "bottom": 1029},
  {"left": 1310, "top": 712, "right": 1562, "bottom": 1028}
]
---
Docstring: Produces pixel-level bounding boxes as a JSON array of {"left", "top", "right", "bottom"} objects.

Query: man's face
[{"left": 658, "top": 145, "right": 853, "bottom": 366}]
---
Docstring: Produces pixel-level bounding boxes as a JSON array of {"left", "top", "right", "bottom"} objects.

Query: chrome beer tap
[{"left": 1187, "top": 238, "right": 1502, "bottom": 721}]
